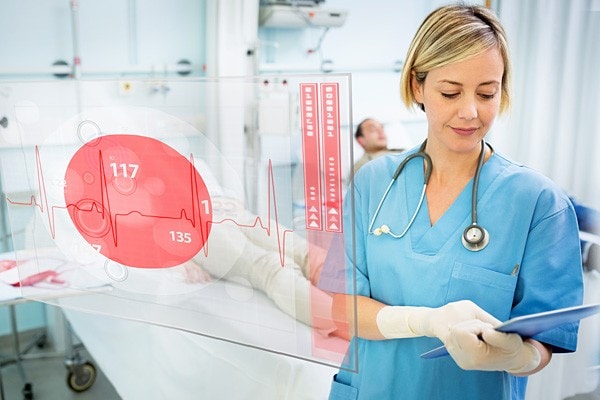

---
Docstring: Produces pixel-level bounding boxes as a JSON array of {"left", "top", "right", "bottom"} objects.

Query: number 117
[{"left": 110, "top": 163, "right": 139, "bottom": 178}]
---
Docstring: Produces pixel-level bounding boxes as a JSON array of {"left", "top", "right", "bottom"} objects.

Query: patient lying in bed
[{"left": 182, "top": 196, "right": 341, "bottom": 338}]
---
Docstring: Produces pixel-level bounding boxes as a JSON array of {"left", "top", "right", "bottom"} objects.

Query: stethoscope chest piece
[{"left": 462, "top": 224, "right": 489, "bottom": 252}]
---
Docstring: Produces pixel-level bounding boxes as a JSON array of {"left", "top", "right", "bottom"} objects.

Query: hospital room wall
[
  {"left": 0, "top": 0, "right": 206, "bottom": 80},
  {"left": 0, "top": 0, "right": 208, "bottom": 336}
]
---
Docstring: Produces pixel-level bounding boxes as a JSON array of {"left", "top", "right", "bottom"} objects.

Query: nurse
[{"left": 322, "top": 4, "right": 584, "bottom": 400}]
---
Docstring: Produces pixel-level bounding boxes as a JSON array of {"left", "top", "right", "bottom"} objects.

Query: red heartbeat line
[
  {"left": 209, "top": 159, "right": 294, "bottom": 267},
  {"left": 7, "top": 146, "right": 294, "bottom": 267}
]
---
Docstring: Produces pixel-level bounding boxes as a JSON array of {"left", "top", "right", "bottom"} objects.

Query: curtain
[
  {"left": 491, "top": 0, "right": 600, "bottom": 208},
  {"left": 490, "top": 2, "right": 599, "bottom": 398}
]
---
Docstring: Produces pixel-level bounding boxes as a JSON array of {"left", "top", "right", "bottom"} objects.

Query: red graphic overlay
[
  {"left": 7, "top": 144, "right": 299, "bottom": 270},
  {"left": 320, "top": 83, "right": 343, "bottom": 233},
  {"left": 299, "top": 83, "right": 323, "bottom": 231},
  {"left": 208, "top": 160, "right": 294, "bottom": 268},
  {"left": 62, "top": 134, "right": 212, "bottom": 268}
]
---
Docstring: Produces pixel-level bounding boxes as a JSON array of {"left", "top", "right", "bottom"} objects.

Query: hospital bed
[
  {"left": 63, "top": 282, "right": 340, "bottom": 400},
  {"left": 0, "top": 284, "right": 98, "bottom": 400},
  {"left": 2, "top": 243, "right": 344, "bottom": 400}
]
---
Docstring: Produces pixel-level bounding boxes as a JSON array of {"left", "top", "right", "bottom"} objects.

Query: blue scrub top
[{"left": 322, "top": 145, "right": 584, "bottom": 400}]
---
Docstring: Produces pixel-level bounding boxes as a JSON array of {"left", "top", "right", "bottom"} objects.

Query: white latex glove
[
  {"left": 444, "top": 320, "right": 541, "bottom": 374},
  {"left": 409, "top": 300, "right": 501, "bottom": 340},
  {"left": 376, "top": 300, "right": 499, "bottom": 340}
]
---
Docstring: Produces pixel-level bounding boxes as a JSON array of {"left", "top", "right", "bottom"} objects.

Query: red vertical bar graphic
[
  {"left": 320, "top": 83, "right": 342, "bottom": 233},
  {"left": 299, "top": 83, "right": 323, "bottom": 231}
]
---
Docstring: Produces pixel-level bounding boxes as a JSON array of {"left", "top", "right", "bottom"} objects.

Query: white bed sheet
[
  {"left": 3, "top": 247, "right": 345, "bottom": 399},
  {"left": 6, "top": 246, "right": 348, "bottom": 368},
  {"left": 65, "top": 308, "right": 338, "bottom": 400}
]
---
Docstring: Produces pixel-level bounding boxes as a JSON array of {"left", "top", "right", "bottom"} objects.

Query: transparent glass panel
[{"left": 0, "top": 76, "right": 357, "bottom": 370}]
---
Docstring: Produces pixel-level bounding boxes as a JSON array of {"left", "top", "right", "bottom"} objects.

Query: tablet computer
[{"left": 420, "top": 303, "right": 600, "bottom": 359}]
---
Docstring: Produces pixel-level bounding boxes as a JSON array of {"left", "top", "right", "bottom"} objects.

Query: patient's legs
[
  {"left": 231, "top": 207, "right": 329, "bottom": 286},
  {"left": 192, "top": 221, "right": 336, "bottom": 336}
]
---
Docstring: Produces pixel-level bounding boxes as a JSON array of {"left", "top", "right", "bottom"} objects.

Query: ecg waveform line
[
  {"left": 90, "top": 148, "right": 212, "bottom": 251},
  {"left": 7, "top": 146, "right": 294, "bottom": 268},
  {"left": 209, "top": 159, "right": 294, "bottom": 267}
]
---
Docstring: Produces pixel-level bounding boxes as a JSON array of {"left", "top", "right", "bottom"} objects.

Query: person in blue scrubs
[{"left": 321, "top": 4, "right": 584, "bottom": 400}]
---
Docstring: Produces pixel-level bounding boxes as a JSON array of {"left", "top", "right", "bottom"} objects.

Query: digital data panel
[{"left": 0, "top": 76, "right": 357, "bottom": 371}]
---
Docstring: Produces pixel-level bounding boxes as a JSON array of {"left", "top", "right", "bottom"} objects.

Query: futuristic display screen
[{"left": 0, "top": 75, "right": 358, "bottom": 370}]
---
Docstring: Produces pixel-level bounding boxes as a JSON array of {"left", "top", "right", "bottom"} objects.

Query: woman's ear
[{"left": 411, "top": 71, "right": 424, "bottom": 105}]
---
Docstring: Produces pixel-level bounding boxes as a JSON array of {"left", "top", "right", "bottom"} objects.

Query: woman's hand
[
  {"left": 376, "top": 300, "right": 499, "bottom": 340},
  {"left": 408, "top": 300, "right": 501, "bottom": 339},
  {"left": 444, "top": 319, "right": 544, "bottom": 374}
]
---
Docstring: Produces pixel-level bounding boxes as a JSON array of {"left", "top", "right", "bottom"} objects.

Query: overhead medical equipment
[
  {"left": 259, "top": 1, "right": 348, "bottom": 28},
  {"left": 368, "top": 140, "right": 490, "bottom": 252}
]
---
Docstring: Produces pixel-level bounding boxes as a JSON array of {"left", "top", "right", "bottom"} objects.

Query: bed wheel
[
  {"left": 22, "top": 382, "right": 33, "bottom": 400},
  {"left": 66, "top": 361, "right": 97, "bottom": 392},
  {"left": 35, "top": 333, "right": 47, "bottom": 349}
]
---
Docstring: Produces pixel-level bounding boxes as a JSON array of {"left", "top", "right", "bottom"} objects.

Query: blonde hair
[{"left": 400, "top": 4, "right": 511, "bottom": 113}]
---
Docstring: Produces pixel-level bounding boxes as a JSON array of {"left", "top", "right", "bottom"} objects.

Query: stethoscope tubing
[{"left": 368, "top": 140, "right": 488, "bottom": 251}]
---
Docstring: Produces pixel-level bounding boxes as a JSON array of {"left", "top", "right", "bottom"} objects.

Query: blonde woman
[{"left": 322, "top": 4, "right": 583, "bottom": 399}]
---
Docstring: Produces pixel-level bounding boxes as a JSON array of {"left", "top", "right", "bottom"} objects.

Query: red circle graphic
[{"left": 64, "top": 134, "right": 212, "bottom": 268}]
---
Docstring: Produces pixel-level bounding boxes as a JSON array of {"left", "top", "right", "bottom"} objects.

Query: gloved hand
[
  {"left": 408, "top": 300, "right": 501, "bottom": 340},
  {"left": 444, "top": 320, "right": 541, "bottom": 374},
  {"left": 376, "top": 300, "right": 499, "bottom": 340}
]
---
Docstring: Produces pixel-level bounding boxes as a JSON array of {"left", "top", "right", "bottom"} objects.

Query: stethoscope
[{"left": 368, "top": 140, "right": 490, "bottom": 252}]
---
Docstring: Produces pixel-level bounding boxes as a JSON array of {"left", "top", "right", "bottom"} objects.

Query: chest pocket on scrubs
[{"left": 445, "top": 262, "right": 517, "bottom": 320}]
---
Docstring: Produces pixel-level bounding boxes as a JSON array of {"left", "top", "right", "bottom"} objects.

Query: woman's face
[{"left": 413, "top": 47, "right": 504, "bottom": 155}]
